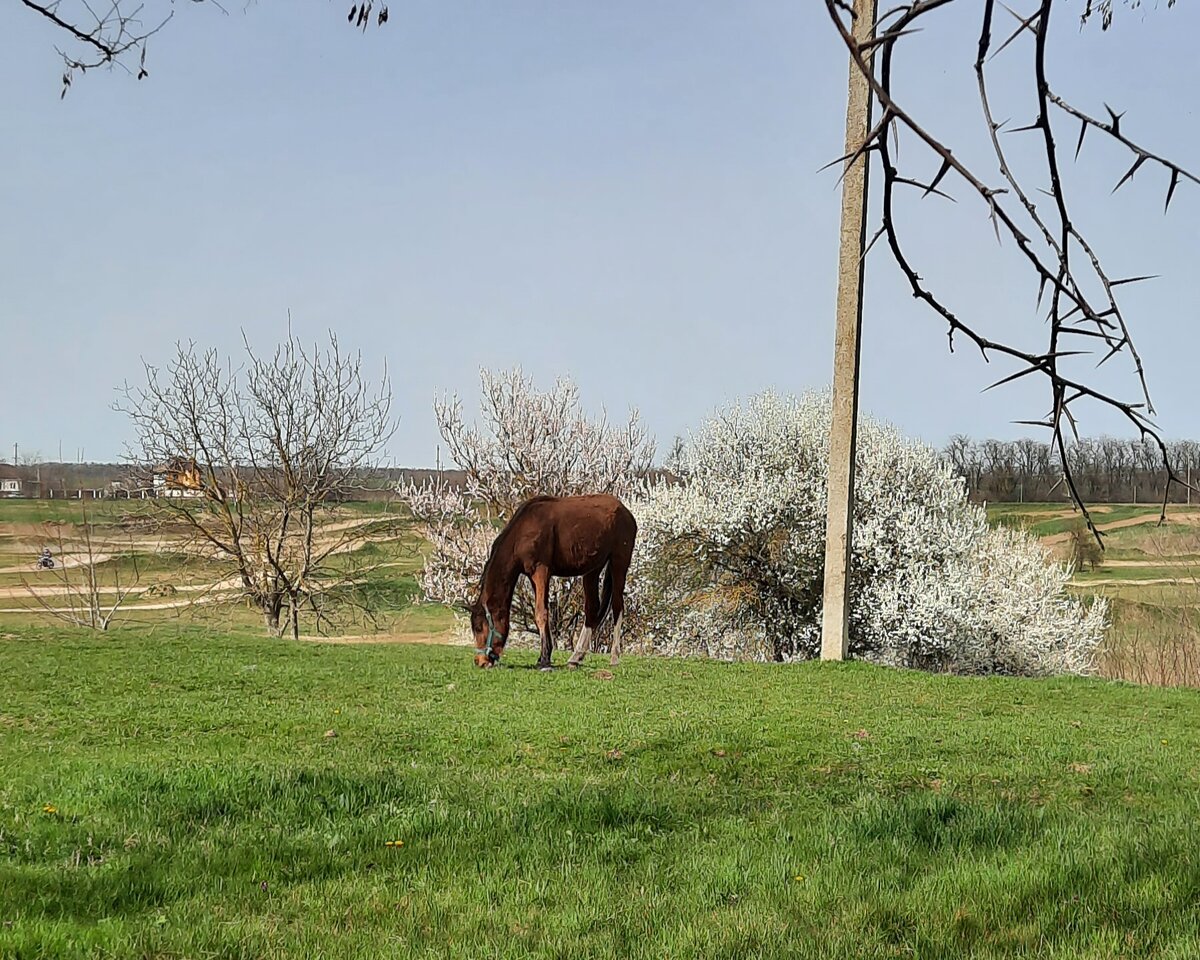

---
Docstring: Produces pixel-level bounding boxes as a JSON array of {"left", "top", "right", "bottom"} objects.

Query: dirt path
[
  {"left": 0, "top": 576, "right": 242, "bottom": 602},
  {"left": 1081, "top": 577, "right": 1192, "bottom": 587},
  {"left": 1098, "top": 559, "right": 1200, "bottom": 569},
  {"left": 0, "top": 593, "right": 231, "bottom": 615},
  {"left": 1041, "top": 512, "right": 1193, "bottom": 547},
  {"left": 0, "top": 553, "right": 115, "bottom": 575}
]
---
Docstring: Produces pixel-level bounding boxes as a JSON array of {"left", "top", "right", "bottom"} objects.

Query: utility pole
[{"left": 821, "top": 0, "right": 877, "bottom": 661}]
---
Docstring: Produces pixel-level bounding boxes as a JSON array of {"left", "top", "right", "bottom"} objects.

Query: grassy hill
[{"left": 3, "top": 628, "right": 1199, "bottom": 959}]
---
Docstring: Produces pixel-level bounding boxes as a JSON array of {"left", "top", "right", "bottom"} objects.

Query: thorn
[
  {"left": 349, "top": 4, "right": 356, "bottom": 22},
  {"left": 1058, "top": 327, "right": 1115, "bottom": 340},
  {"left": 1165, "top": 168, "right": 1181, "bottom": 213},
  {"left": 1036, "top": 274, "right": 1048, "bottom": 311},
  {"left": 1112, "top": 155, "right": 1146, "bottom": 193},
  {"left": 1096, "top": 343, "right": 1123, "bottom": 368},
  {"left": 1063, "top": 405, "right": 1081, "bottom": 442},
  {"left": 859, "top": 27, "right": 922, "bottom": 51},
  {"left": 1074, "top": 118, "right": 1087, "bottom": 161},
  {"left": 860, "top": 224, "right": 886, "bottom": 264},
  {"left": 1110, "top": 275, "right": 1159, "bottom": 287},
  {"left": 983, "top": 363, "right": 1043, "bottom": 393},
  {"left": 817, "top": 149, "right": 858, "bottom": 175},
  {"left": 989, "top": 4, "right": 1041, "bottom": 61},
  {"left": 923, "top": 157, "right": 952, "bottom": 199},
  {"left": 1006, "top": 119, "right": 1043, "bottom": 133},
  {"left": 1104, "top": 103, "right": 1124, "bottom": 136}
]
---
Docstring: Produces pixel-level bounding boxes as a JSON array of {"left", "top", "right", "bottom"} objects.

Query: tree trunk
[
  {"left": 289, "top": 597, "right": 300, "bottom": 641},
  {"left": 262, "top": 593, "right": 284, "bottom": 636}
]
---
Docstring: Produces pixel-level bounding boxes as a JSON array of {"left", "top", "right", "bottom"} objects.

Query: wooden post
[{"left": 821, "top": 0, "right": 877, "bottom": 661}]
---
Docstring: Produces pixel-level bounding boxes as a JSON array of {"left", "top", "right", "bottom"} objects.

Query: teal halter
[{"left": 478, "top": 608, "right": 503, "bottom": 663}]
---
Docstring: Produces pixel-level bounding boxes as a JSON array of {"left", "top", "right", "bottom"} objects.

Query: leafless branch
[{"left": 19, "top": 0, "right": 388, "bottom": 96}]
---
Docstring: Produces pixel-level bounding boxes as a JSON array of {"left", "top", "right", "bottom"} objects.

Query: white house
[{"left": 0, "top": 465, "right": 26, "bottom": 498}]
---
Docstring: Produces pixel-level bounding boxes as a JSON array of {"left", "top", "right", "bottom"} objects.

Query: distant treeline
[
  {"left": 944, "top": 436, "right": 1200, "bottom": 504},
  {"left": 9, "top": 444, "right": 1199, "bottom": 505}
]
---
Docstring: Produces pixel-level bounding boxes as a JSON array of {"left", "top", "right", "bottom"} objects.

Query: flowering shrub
[
  {"left": 398, "top": 368, "right": 654, "bottom": 640},
  {"left": 630, "top": 391, "right": 1106, "bottom": 675}
]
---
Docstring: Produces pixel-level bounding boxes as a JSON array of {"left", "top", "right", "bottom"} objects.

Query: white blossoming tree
[
  {"left": 630, "top": 391, "right": 1106, "bottom": 676},
  {"left": 398, "top": 368, "right": 655, "bottom": 643}
]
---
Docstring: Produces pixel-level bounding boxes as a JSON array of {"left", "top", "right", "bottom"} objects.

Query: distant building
[
  {"left": 152, "top": 457, "right": 205, "bottom": 498},
  {"left": 0, "top": 464, "right": 27, "bottom": 498}
]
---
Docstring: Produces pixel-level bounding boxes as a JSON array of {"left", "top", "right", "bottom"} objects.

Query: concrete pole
[{"left": 821, "top": 0, "right": 877, "bottom": 661}]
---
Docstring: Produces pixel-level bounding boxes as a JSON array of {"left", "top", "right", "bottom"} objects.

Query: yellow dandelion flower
[
  {"left": 385, "top": 840, "right": 404, "bottom": 847},
  {"left": 43, "top": 804, "right": 58, "bottom": 814},
  {"left": 1161, "top": 739, "right": 1169, "bottom": 745},
  {"left": 793, "top": 874, "right": 805, "bottom": 882}
]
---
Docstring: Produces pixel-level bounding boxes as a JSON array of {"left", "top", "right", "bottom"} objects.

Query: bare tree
[
  {"left": 117, "top": 332, "right": 397, "bottom": 640},
  {"left": 823, "top": 0, "right": 1196, "bottom": 543},
  {"left": 20, "top": 498, "right": 141, "bottom": 630},
  {"left": 18, "top": 1, "right": 389, "bottom": 96}
]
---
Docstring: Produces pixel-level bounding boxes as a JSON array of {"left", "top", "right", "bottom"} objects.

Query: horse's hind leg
[
  {"left": 568, "top": 570, "right": 601, "bottom": 669},
  {"left": 608, "top": 558, "right": 630, "bottom": 667},
  {"left": 532, "top": 565, "right": 554, "bottom": 670}
]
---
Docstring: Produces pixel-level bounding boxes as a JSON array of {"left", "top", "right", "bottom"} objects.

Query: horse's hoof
[
  {"left": 538, "top": 665, "right": 554, "bottom": 672},
  {"left": 565, "top": 662, "right": 580, "bottom": 671}
]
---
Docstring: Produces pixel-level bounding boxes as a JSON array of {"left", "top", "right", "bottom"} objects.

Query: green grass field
[{"left": 3, "top": 628, "right": 1200, "bottom": 959}]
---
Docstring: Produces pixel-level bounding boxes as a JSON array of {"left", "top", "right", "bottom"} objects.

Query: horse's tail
[{"left": 596, "top": 561, "right": 615, "bottom": 628}]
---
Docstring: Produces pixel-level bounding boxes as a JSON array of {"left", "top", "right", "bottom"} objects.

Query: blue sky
[{"left": 2, "top": 0, "right": 1197, "bottom": 465}]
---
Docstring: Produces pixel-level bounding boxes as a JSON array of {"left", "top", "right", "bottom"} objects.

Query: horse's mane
[{"left": 477, "top": 495, "right": 557, "bottom": 593}]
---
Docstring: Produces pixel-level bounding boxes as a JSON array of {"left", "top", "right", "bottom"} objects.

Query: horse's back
[
  {"left": 527, "top": 493, "right": 635, "bottom": 530},
  {"left": 511, "top": 494, "right": 635, "bottom": 573}
]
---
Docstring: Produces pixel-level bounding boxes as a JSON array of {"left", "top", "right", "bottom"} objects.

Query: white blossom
[{"left": 629, "top": 391, "right": 1106, "bottom": 675}]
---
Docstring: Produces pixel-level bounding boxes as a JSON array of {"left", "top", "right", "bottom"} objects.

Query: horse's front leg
[{"left": 531, "top": 566, "right": 553, "bottom": 670}]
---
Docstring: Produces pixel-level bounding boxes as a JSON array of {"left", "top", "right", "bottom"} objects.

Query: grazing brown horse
[{"left": 469, "top": 494, "right": 637, "bottom": 670}]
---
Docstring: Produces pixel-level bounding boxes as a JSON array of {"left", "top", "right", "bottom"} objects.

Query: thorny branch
[{"left": 823, "top": 0, "right": 1196, "bottom": 543}]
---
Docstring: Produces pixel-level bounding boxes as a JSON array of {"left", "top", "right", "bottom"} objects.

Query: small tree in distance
[
  {"left": 1068, "top": 520, "right": 1105, "bottom": 573},
  {"left": 20, "top": 497, "right": 142, "bottom": 631},
  {"left": 118, "top": 332, "right": 396, "bottom": 639}
]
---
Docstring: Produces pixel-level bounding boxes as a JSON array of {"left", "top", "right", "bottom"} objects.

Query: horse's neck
[{"left": 481, "top": 538, "right": 519, "bottom": 611}]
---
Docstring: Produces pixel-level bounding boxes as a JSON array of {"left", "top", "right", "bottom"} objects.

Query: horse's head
[{"left": 470, "top": 600, "right": 508, "bottom": 668}]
